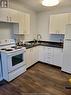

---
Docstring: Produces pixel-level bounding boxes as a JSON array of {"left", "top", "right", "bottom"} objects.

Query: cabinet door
[
  {"left": 29, "top": 47, "right": 38, "bottom": 66},
  {"left": 24, "top": 13, "right": 30, "bottom": 34},
  {"left": 14, "top": 12, "right": 25, "bottom": 34},
  {"left": 26, "top": 47, "right": 38, "bottom": 68},
  {"left": 68, "top": 13, "right": 71, "bottom": 24},
  {"left": 44, "top": 47, "right": 51, "bottom": 64},
  {"left": 48, "top": 47, "right": 54, "bottom": 65},
  {"left": 38, "top": 46, "right": 45, "bottom": 62},
  {"left": 32, "top": 47, "right": 36, "bottom": 64},
  {"left": 18, "top": 13, "right": 25, "bottom": 34},
  {"left": 18, "top": 13, "right": 30, "bottom": 34},
  {"left": 0, "top": 8, "right": 9, "bottom": 22},
  {"left": 43, "top": 47, "right": 48, "bottom": 63},
  {"left": 38, "top": 46, "right": 54, "bottom": 64},
  {"left": 19, "top": 20, "right": 24, "bottom": 34},
  {"left": 34, "top": 46, "right": 38, "bottom": 63},
  {"left": 57, "top": 14, "right": 68, "bottom": 34},
  {"left": 49, "top": 15, "right": 58, "bottom": 34},
  {"left": 25, "top": 49, "right": 31, "bottom": 68},
  {"left": 49, "top": 14, "right": 68, "bottom": 34},
  {"left": 0, "top": 8, "right": 19, "bottom": 23},
  {"left": 8, "top": 9, "right": 19, "bottom": 23},
  {"left": 44, "top": 47, "right": 63, "bottom": 67},
  {"left": 53, "top": 48, "right": 63, "bottom": 67},
  {"left": 14, "top": 12, "right": 30, "bottom": 34}
]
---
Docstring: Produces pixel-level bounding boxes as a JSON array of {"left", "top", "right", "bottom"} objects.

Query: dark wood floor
[{"left": 0, "top": 63, "right": 71, "bottom": 95}]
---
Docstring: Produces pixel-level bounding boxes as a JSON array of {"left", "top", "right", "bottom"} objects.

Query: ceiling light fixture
[{"left": 41, "top": 0, "right": 60, "bottom": 7}]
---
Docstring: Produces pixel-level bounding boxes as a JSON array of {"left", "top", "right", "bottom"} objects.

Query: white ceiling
[{"left": 17, "top": 0, "right": 71, "bottom": 12}]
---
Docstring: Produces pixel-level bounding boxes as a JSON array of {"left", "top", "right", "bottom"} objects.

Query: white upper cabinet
[
  {"left": 0, "top": 8, "right": 8, "bottom": 22},
  {"left": 0, "top": 8, "right": 19, "bottom": 23},
  {"left": 8, "top": 9, "right": 19, "bottom": 23},
  {"left": 68, "top": 13, "right": 71, "bottom": 24},
  {"left": 0, "top": 8, "right": 30, "bottom": 34},
  {"left": 24, "top": 13, "right": 30, "bottom": 34},
  {"left": 49, "top": 14, "right": 68, "bottom": 34},
  {"left": 18, "top": 12, "right": 25, "bottom": 34},
  {"left": 14, "top": 12, "right": 30, "bottom": 34}
]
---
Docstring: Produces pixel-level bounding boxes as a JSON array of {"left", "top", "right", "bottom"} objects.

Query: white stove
[{"left": 0, "top": 39, "right": 26, "bottom": 82}]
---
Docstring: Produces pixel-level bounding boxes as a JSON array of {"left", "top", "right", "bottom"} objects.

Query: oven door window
[{"left": 12, "top": 54, "right": 23, "bottom": 66}]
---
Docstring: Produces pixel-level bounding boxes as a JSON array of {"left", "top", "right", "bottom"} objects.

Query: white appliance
[
  {"left": 0, "top": 39, "right": 26, "bottom": 82},
  {"left": 62, "top": 24, "right": 71, "bottom": 74},
  {"left": 0, "top": 39, "right": 15, "bottom": 81}
]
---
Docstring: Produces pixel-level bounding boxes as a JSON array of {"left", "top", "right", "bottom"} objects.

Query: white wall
[
  {"left": 37, "top": 7, "right": 71, "bottom": 42},
  {"left": 0, "top": 23, "right": 13, "bottom": 40}
]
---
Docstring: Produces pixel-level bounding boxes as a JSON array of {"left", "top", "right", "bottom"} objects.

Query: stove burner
[
  {"left": 11, "top": 46, "right": 22, "bottom": 49},
  {"left": 1, "top": 46, "right": 23, "bottom": 52},
  {"left": 5, "top": 49, "right": 13, "bottom": 51},
  {"left": 1, "top": 48, "right": 6, "bottom": 50},
  {"left": 1, "top": 48, "right": 13, "bottom": 51}
]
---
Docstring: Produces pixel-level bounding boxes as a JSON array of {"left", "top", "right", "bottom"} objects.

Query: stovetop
[
  {"left": 11, "top": 46, "right": 23, "bottom": 49},
  {"left": 1, "top": 48, "right": 13, "bottom": 51},
  {"left": 0, "top": 46, "right": 26, "bottom": 53}
]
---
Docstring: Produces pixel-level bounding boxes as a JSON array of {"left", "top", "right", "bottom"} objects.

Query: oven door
[{"left": 7, "top": 49, "right": 25, "bottom": 73}]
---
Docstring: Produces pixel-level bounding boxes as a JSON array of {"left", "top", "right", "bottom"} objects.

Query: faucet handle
[{"left": 37, "top": 34, "right": 42, "bottom": 41}]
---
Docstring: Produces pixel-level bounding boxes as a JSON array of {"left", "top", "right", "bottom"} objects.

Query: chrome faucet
[{"left": 37, "top": 34, "right": 42, "bottom": 42}]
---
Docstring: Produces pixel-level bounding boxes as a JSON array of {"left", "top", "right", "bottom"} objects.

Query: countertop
[{"left": 23, "top": 41, "right": 63, "bottom": 49}]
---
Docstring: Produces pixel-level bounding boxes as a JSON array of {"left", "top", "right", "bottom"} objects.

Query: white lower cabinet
[
  {"left": 38, "top": 46, "right": 45, "bottom": 62},
  {"left": 38, "top": 46, "right": 63, "bottom": 67},
  {"left": 26, "top": 47, "right": 38, "bottom": 68},
  {"left": 45, "top": 47, "right": 54, "bottom": 64},
  {"left": 26, "top": 48, "right": 32, "bottom": 68},
  {"left": 53, "top": 48, "right": 63, "bottom": 67},
  {"left": 26, "top": 46, "right": 63, "bottom": 68},
  {"left": 35, "top": 46, "right": 39, "bottom": 63},
  {"left": 38, "top": 46, "right": 52, "bottom": 63}
]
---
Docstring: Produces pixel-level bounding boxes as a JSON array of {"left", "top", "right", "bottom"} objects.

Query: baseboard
[
  {"left": 27, "top": 62, "right": 38, "bottom": 69},
  {"left": 27, "top": 61, "right": 61, "bottom": 70},
  {"left": 37, "top": 61, "right": 61, "bottom": 69},
  {"left": 61, "top": 70, "right": 71, "bottom": 75}
]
